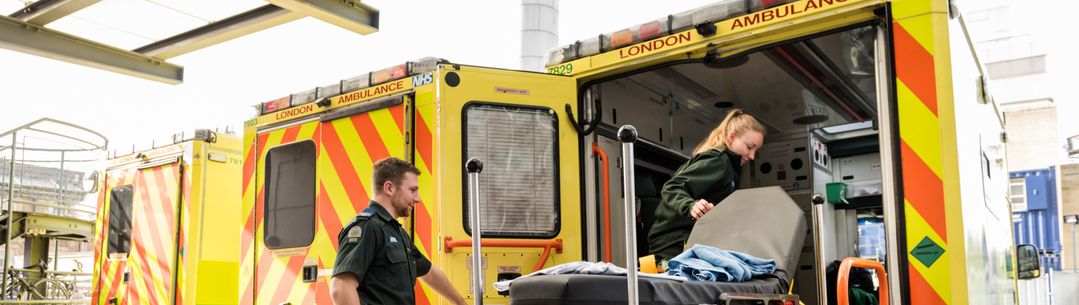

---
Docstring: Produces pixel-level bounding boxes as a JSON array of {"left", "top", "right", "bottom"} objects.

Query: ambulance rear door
[
  {"left": 313, "top": 93, "right": 411, "bottom": 304},
  {"left": 436, "top": 65, "right": 581, "bottom": 304},
  {"left": 250, "top": 119, "right": 319, "bottom": 305}
]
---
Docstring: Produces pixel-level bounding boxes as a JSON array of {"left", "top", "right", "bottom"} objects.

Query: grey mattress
[{"left": 508, "top": 271, "right": 789, "bottom": 305}]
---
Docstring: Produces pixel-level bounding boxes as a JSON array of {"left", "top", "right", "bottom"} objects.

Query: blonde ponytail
[{"left": 692, "top": 109, "right": 765, "bottom": 155}]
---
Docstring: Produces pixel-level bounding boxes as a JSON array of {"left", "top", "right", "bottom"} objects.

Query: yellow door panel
[
  {"left": 252, "top": 121, "right": 319, "bottom": 305},
  {"left": 436, "top": 66, "right": 580, "bottom": 303}
]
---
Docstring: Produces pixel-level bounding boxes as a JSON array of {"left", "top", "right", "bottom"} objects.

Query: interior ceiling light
[
  {"left": 704, "top": 52, "right": 749, "bottom": 69},
  {"left": 792, "top": 114, "right": 829, "bottom": 125}
]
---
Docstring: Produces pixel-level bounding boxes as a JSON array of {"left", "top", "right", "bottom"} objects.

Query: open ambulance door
[
  {"left": 247, "top": 95, "right": 411, "bottom": 305},
  {"left": 94, "top": 151, "right": 186, "bottom": 305},
  {"left": 315, "top": 95, "right": 411, "bottom": 304},
  {"left": 94, "top": 168, "right": 137, "bottom": 305},
  {"left": 249, "top": 119, "right": 319, "bottom": 305},
  {"left": 433, "top": 65, "right": 581, "bottom": 305}
]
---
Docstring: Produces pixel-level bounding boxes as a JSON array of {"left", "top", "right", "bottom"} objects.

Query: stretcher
[{"left": 508, "top": 186, "right": 807, "bottom": 305}]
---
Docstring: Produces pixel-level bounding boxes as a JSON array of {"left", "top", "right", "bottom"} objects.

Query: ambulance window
[
  {"left": 264, "top": 141, "right": 316, "bottom": 249},
  {"left": 107, "top": 185, "right": 134, "bottom": 255},
  {"left": 463, "top": 104, "right": 559, "bottom": 238}
]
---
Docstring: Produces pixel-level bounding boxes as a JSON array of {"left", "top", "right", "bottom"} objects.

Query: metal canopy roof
[{"left": 0, "top": 0, "right": 379, "bottom": 84}]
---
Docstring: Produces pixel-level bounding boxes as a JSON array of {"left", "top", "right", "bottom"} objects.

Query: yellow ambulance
[
  {"left": 93, "top": 130, "right": 242, "bottom": 305},
  {"left": 241, "top": 0, "right": 1031, "bottom": 304}
]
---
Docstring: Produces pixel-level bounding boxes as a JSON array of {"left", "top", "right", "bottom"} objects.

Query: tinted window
[
  {"left": 107, "top": 185, "right": 133, "bottom": 254},
  {"left": 264, "top": 141, "right": 316, "bottom": 249}
]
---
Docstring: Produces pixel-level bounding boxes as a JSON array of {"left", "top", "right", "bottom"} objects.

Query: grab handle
[
  {"left": 466, "top": 158, "right": 485, "bottom": 305},
  {"left": 618, "top": 125, "right": 639, "bottom": 305},
  {"left": 592, "top": 143, "right": 613, "bottom": 262}
]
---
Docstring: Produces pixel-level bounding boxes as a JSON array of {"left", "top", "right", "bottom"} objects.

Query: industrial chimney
[{"left": 521, "top": 0, "right": 558, "bottom": 72}]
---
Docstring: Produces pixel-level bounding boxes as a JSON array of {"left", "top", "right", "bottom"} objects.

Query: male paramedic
[{"left": 331, "top": 157, "right": 468, "bottom": 305}]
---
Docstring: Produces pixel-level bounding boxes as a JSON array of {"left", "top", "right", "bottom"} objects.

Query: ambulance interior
[{"left": 584, "top": 25, "right": 886, "bottom": 304}]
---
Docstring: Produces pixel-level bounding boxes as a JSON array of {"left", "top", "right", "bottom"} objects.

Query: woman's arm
[{"left": 659, "top": 151, "right": 733, "bottom": 218}]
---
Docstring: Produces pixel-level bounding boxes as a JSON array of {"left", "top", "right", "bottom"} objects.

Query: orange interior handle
[
  {"left": 592, "top": 143, "right": 613, "bottom": 263},
  {"left": 837, "top": 257, "right": 888, "bottom": 305},
  {"left": 443, "top": 237, "right": 564, "bottom": 272}
]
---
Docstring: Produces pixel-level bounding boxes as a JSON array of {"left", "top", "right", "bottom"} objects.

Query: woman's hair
[{"left": 692, "top": 108, "right": 765, "bottom": 155}]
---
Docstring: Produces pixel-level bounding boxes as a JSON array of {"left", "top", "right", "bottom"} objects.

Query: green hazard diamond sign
[{"left": 911, "top": 237, "right": 945, "bottom": 267}]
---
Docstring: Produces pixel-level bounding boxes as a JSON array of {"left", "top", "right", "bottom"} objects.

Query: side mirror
[{"left": 1016, "top": 244, "right": 1041, "bottom": 280}]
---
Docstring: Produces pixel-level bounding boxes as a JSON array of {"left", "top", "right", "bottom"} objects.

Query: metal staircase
[{"left": 0, "top": 118, "right": 106, "bottom": 303}]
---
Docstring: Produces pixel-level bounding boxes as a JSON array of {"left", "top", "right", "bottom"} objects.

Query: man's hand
[
  {"left": 690, "top": 199, "right": 714, "bottom": 220},
  {"left": 330, "top": 273, "right": 360, "bottom": 305},
  {"left": 420, "top": 268, "right": 468, "bottom": 305}
]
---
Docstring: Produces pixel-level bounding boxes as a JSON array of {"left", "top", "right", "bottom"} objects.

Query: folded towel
[{"left": 666, "top": 244, "right": 776, "bottom": 282}]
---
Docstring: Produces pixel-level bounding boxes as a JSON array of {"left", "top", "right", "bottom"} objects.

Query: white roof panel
[{"left": 6, "top": 0, "right": 267, "bottom": 50}]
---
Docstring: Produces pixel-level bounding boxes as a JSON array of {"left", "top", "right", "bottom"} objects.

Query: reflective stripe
[
  {"left": 248, "top": 104, "right": 410, "bottom": 305},
  {"left": 894, "top": 13, "right": 956, "bottom": 304}
]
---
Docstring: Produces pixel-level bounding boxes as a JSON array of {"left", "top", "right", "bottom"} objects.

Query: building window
[
  {"left": 987, "top": 55, "right": 1046, "bottom": 80},
  {"left": 264, "top": 141, "right": 316, "bottom": 249},
  {"left": 107, "top": 185, "right": 134, "bottom": 255},
  {"left": 1010, "top": 177, "right": 1027, "bottom": 212},
  {"left": 464, "top": 103, "right": 559, "bottom": 238}
]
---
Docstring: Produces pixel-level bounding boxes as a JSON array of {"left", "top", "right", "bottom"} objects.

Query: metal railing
[
  {"left": 6, "top": 201, "right": 96, "bottom": 221},
  {"left": 0, "top": 118, "right": 107, "bottom": 299}
]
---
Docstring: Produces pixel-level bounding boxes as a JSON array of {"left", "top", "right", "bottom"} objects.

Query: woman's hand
[{"left": 690, "top": 199, "right": 714, "bottom": 220}]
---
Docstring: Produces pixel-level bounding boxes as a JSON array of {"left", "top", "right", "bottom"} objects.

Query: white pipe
[
  {"left": 520, "top": 0, "right": 558, "bottom": 71},
  {"left": 3, "top": 131, "right": 17, "bottom": 293}
]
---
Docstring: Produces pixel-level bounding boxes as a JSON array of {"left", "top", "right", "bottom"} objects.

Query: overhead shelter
[{"left": 0, "top": 0, "right": 379, "bottom": 84}]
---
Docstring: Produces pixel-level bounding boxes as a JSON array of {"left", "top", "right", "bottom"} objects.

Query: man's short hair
[{"left": 372, "top": 157, "right": 421, "bottom": 194}]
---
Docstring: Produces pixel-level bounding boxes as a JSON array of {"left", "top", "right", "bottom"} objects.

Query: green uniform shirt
[
  {"left": 333, "top": 201, "right": 432, "bottom": 305},
  {"left": 647, "top": 148, "right": 742, "bottom": 260}
]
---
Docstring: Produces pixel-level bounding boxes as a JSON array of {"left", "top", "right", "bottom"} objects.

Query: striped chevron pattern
[
  {"left": 240, "top": 103, "right": 438, "bottom": 305},
  {"left": 93, "top": 162, "right": 184, "bottom": 305},
  {"left": 94, "top": 170, "right": 135, "bottom": 305},
  {"left": 893, "top": 13, "right": 955, "bottom": 305}
]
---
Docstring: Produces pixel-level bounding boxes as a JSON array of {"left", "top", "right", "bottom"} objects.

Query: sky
[
  {"left": 0, "top": 0, "right": 1076, "bottom": 158},
  {"left": 1, "top": 0, "right": 721, "bottom": 154}
]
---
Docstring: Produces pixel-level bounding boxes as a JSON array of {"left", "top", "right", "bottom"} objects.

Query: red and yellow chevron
[
  {"left": 248, "top": 121, "right": 320, "bottom": 305},
  {"left": 892, "top": 7, "right": 965, "bottom": 305},
  {"left": 412, "top": 95, "right": 438, "bottom": 305},
  {"left": 177, "top": 164, "right": 192, "bottom": 305},
  {"left": 93, "top": 161, "right": 184, "bottom": 305},
  {"left": 93, "top": 171, "right": 136, "bottom": 305},
  {"left": 131, "top": 163, "right": 183, "bottom": 305},
  {"left": 243, "top": 103, "right": 415, "bottom": 305},
  {"left": 239, "top": 124, "right": 259, "bottom": 305}
]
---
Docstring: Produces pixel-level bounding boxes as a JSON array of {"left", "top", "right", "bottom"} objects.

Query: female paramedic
[{"left": 647, "top": 108, "right": 765, "bottom": 261}]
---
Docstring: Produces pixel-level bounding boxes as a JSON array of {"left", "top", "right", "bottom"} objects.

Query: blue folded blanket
[{"left": 667, "top": 244, "right": 776, "bottom": 282}]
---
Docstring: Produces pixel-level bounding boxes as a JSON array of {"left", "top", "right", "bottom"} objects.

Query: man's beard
[{"left": 395, "top": 201, "right": 411, "bottom": 217}]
